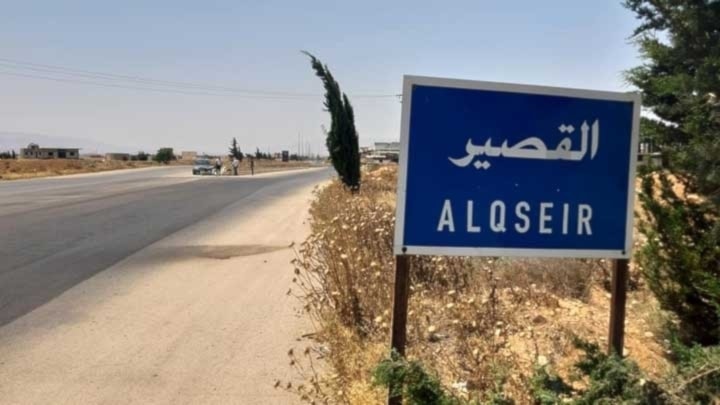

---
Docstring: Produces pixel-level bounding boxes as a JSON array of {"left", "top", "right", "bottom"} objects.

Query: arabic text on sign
[{"left": 448, "top": 120, "right": 600, "bottom": 170}]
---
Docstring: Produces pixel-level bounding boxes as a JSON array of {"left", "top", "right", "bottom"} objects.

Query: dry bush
[
  {"left": 286, "top": 170, "right": 522, "bottom": 403},
  {"left": 488, "top": 257, "right": 607, "bottom": 302},
  {"left": 285, "top": 166, "right": 663, "bottom": 404},
  {"left": 293, "top": 173, "right": 396, "bottom": 336}
]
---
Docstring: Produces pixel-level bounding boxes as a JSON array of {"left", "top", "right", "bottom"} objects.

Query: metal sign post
[
  {"left": 388, "top": 254, "right": 410, "bottom": 405},
  {"left": 389, "top": 75, "right": 641, "bottom": 404},
  {"left": 608, "top": 259, "right": 629, "bottom": 355}
]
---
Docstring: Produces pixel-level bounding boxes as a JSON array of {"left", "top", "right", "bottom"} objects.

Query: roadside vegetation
[
  {"left": 304, "top": 51, "right": 361, "bottom": 191},
  {"left": 280, "top": 1, "right": 719, "bottom": 403},
  {"left": 625, "top": 0, "right": 720, "bottom": 348},
  {"left": 0, "top": 158, "right": 159, "bottom": 180},
  {"left": 153, "top": 147, "right": 176, "bottom": 164},
  {"left": 229, "top": 137, "right": 244, "bottom": 161},
  {"left": 0, "top": 150, "right": 17, "bottom": 159},
  {"left": 283, "top": 166, "right": 718, "bottom": 404}
]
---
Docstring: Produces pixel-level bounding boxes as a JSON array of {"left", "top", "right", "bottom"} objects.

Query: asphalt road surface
[
  {"left": 0, "top": 165, "right": 331, "bottom": 404},
  {"left": 0, "top": 166, "right": 328, "bottom": 327}
]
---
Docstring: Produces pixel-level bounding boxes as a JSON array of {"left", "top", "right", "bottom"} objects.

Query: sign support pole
[
  {"left": 608, "top": 259, "right": 629, "bottom": 356},
  {"left": 388, "top": 254, "right": 410, "bottom": 405}
]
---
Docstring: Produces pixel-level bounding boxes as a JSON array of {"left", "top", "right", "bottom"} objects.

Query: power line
[
  {"left": 0, "top": 58, "right": 401, "bottom": 99},
  {"left": 0, "top": 70, "right": 321, "bottom": 100},
  {"left": 0, "top": 59, "right": 316, "bottom": 97}
]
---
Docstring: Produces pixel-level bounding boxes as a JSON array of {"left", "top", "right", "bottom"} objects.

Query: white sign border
[{"left": 393, "top": 75, "right": 642, "bottom": 259}]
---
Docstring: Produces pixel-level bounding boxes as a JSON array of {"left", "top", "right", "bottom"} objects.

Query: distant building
[
  {"left": 20, "top": 143, "right": 79, "bottom": 160},
  {"left": 181, "top": 151, "right": 197, "bottom": 161},
  {"left": 362, "top": 141, "right": 400, "bottom": 163},
  {"left": 105, "top": 153, "right": 131, "bottom": 161},
  {"left": 374, "top": 142, "right": 400, "bottom": 155}
]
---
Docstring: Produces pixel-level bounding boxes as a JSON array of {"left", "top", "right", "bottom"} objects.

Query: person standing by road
[
  {"left": 250, "top": 157, "right": 255, "bottom": 176},
  {"left": 214, "top": 157, "right": 222, "bottom": 176},
  {"left": 232, "top": 157, "right": 239, "bottom": 176}
]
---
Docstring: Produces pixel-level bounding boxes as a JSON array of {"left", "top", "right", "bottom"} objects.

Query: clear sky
[{"left": 0, "top": 1, "right": 642, "bottom": 155}]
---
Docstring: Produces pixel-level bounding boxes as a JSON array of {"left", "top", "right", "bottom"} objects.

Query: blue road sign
[{"left": 394, "top": 76, "right": 641, "bottom": 258}]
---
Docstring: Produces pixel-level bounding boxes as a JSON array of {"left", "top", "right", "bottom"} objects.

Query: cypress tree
[
  {"left": 303, "top": 51, "right": 361, "bottom": 191},
  {"left": 229, "top": 137, "right": 243, "bottom": 161}
]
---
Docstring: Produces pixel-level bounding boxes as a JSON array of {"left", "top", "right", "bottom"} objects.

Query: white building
[{"left": 364, "top": 142, "right": 400, "bottom": 162}]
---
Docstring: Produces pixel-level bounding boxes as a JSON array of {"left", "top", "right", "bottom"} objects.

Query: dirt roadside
[
  {"left": 0, "top": 159, "right": 162, "bottom": 180},
  {"left": 0, "top": 175, "right": 322, "bottom": 404}
]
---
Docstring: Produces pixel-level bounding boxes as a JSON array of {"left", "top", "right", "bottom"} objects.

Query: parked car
[{"left": 192, "top": 158, "right": 214, "bottom": 175}]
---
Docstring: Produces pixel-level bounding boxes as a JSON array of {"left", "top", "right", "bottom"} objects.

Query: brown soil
[{"left": 0, "top": 159, "right": 161, "bottom": 180}]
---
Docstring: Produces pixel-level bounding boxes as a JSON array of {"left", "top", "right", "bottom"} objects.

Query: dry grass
[
  {"left": 0, "top": 158, "right": 160, "bottom": 180},
  {"left": 282, "top": 166, "right": 672, "bottom": 404}
]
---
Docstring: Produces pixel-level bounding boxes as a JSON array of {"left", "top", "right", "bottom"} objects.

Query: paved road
[
  {"left": 0, "top": 165, "right": 331, "bottom": 404},
  {"left": 0, "top": 166, "right": 330, "bottom": 327}
]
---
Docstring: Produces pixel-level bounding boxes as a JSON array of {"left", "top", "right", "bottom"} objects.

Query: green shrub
[
  {"left": 372, "top": 351, "right": 516, "bottom": 405},
  {"left": 153, "top": 147, "right": 175, "bottom": 164},
  {"left": 530, "top": 365, "right": 573, "bottom": 405},
  {"left": 373, "top": 351, "right": 465, "bottom": 405},
  {"left": 530, "top": 339, "right": 667, "bottom": 404},
  {"left": 665, "top": 340, "right": 720, "bottom": 404}
]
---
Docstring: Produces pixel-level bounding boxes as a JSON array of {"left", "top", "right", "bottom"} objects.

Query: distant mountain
[{"left": 0, "top": 132, "right": 138, "bottom": 154}]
